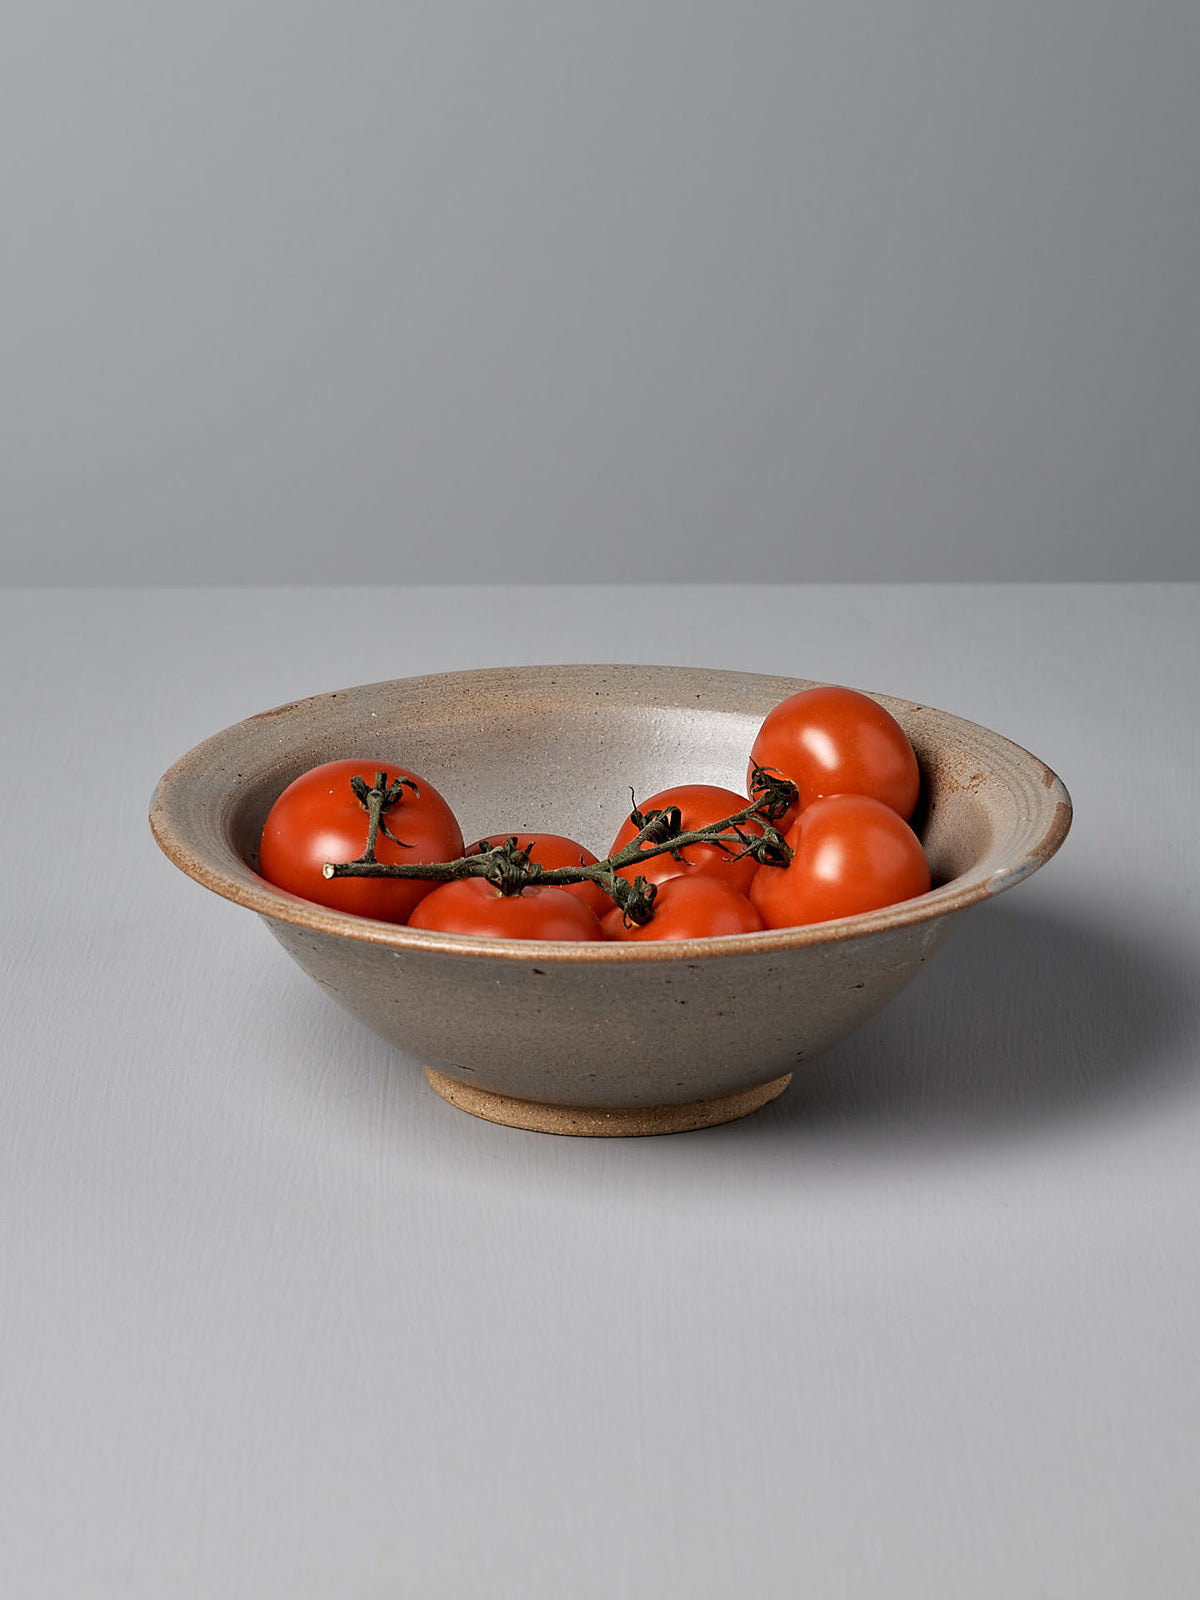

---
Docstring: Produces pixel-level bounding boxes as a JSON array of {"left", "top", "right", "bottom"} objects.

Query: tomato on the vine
[
  {"left": 258, "top": 759, "right": 464, "bottom": 923},
  {"left": 749, "top": 685, "right": 919, "bottom": 828},
  {"left": 748, "top": 794, "right": 930, "bottom": 928},
  {"left": 601, "top": 875, "right": 763, "bottom": 942},
  {"left": 608, "top": 784, "right": 763, "bottom": 894},
  {"left": 467, "top": 832, "right": 611, "bottom": 920},
  {"left": 407, "top": 877, "right": 604, "bottom": 940}
]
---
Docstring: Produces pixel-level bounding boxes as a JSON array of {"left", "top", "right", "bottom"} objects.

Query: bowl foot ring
[{"left": 424, "top": 1069, "right": 792, "bottom": 1137}]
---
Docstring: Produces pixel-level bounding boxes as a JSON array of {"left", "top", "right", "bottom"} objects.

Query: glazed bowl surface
[{"left": 150, "top": 664, "right": 1071, "bottom": 1133}]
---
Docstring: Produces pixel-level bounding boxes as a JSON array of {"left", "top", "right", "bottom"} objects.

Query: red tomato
[
  {"left": 748, "top": 794, "right": 930, "bottom": 928},
  {"left": 466, "top": 832, "right": 612, "bottom": 920},
  {"left": 602, "top": 875, "right": 763, "bottom": 941},
  {"left": 258, "top": 759, "right": 464, "bottom": 923},
  {"left": 749, "top": 685, "right": 920, "bottom": 828},
  {"left": 408, "top": 877, "right": 604, "bottom": 940},
  {"left": 608, "top": 784, "right": 764, "bottom": 894}
]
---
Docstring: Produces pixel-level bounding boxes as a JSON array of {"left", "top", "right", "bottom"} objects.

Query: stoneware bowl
[{"left": 150, "top": 664, "right": 1071, "bottom": 1136}]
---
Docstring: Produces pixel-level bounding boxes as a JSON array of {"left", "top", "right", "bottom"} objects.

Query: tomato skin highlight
[
  {"left": 407, "top": 877, "right": 605, "bottom": 940},
  {"left": 749, "top": 794, "right": 930, "bottom": 929},
  {"left": 749, "top": 685, "right": 920, "bottom": 827},
  {"left": 602, "top": 875, "right": 764, "bottom": 942},
  {"left": 608, "top": 784, "right": 763, "bottom": 894},
  {"left": 466, "top": 832, "right": 612, "bottom": 920},
  {"left": 258, "top": 759, "right": 464, "bottom": 923}
]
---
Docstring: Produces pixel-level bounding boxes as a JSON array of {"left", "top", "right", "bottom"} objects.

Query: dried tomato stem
[{"left": 323, "top": 771, "right": 797, "bottom": 914}]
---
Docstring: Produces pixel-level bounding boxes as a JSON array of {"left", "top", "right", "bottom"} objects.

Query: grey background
[{"left": 3, "top": 2, "right": 1198, "bottom": 584}]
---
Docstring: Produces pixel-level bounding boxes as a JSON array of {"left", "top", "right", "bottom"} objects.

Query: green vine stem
[{"left": 321, "top": 765, "right": 798, "bottom": 924}]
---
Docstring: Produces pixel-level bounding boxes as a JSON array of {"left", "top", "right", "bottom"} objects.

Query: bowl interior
[{"left": 153, "top": 663, "right": 1071, "bottom": 951}]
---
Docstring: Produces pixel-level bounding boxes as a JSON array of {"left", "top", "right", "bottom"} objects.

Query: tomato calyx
[
  {"left": 627, "top": 796, "right": 687, "bottom": 862},
  {"left": 607, "top": 875, "right": 659, "bottom": 928},
  {"left": 478, "top": 836, "right": 544, "bottom": 897},
  {"left": 348, "top": 770, "right": 421, "bottom": 858},
  {"left": 747, "top": 763, "right": 802, "bottom": 828}
]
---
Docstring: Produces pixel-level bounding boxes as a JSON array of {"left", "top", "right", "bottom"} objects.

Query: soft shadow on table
[{"left": 755, "top": 899, "right": 1197, "bottom": 1148}]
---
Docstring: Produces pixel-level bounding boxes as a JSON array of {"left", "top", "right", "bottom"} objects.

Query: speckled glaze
[{"left": 150, "top": 665, "right": 1071, "bottom": 1134}]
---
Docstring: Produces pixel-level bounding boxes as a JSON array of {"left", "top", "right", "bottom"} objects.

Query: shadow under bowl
[{"left": 150, "top": 664, "right": 1071, "bottom": 1135}]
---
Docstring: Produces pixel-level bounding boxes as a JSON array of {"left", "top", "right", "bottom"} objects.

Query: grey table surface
[{"left": 3, "top": 584, "right": 1198, "bottom": 1600}]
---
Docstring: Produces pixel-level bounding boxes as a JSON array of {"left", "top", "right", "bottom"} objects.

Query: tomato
[
  {"left": 602, "top": 875, "right": 763, "bottom": 941},
  {"left": 608, "top": 784, "right": 764, "bottom": 894},
  {"left": 258, "top": 759, "right": 464, "bottom": 923},
  {"left": 407, "top": 877, "right": 604, "bottom": 940},
  {"left": 748, "top": 794, "right": 930, "bottom": 928},
  {"left": 467, "top": 832, "right": 612, "bottom": 920},
  {"left": 749, "top": 685, "right": 920, "bottom": 828}
]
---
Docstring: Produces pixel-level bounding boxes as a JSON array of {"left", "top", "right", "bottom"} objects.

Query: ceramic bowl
[{"left": 150, "top": 664, "right": 1071, "bottom": 1135}]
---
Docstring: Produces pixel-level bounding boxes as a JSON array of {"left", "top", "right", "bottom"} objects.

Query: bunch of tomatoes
[{"left": 258, "top": 685, "right": 931, "bottom": 942}]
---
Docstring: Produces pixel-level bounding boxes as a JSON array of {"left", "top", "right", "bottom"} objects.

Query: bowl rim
[{"left": 149, "top": 663, "right": 1072, "bottom": 964}]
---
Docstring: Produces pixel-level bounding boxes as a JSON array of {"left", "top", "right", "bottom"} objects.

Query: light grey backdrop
[{"left": 3, "top": 1, "right": 1197, "bottom": 584}]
